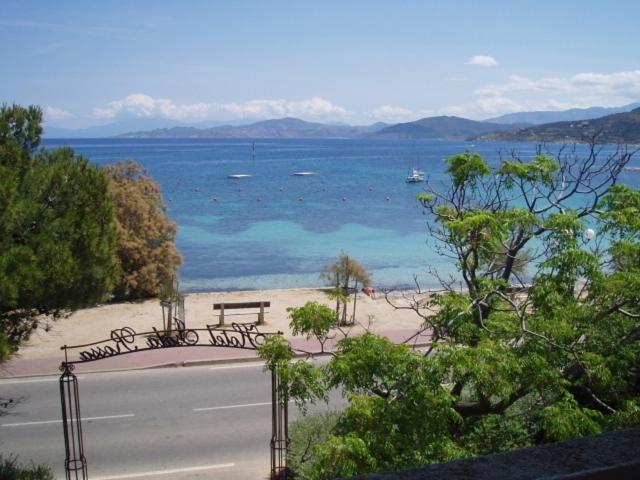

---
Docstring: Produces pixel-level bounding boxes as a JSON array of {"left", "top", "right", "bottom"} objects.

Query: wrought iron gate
[{"left": 59, "top": 323, "right": 290, "bottom": 479}]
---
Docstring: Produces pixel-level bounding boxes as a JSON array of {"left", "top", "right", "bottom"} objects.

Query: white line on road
[
  {"left": 90, "top": 463, "right": 235, "bottom": 480},
  {"left": 1, "top": 413, "right": 134, "bottom": 427},
  {"left": 193, "top": 399, "right": 294, "bottom": 412},
  {"left": 193, "top": 401, "right": 271, "bottom": 411}
]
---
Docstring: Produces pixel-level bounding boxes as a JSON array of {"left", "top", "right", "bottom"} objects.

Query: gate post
[
  {"left": 60, "top": 362, "right": 88, "bottom": 480},
  {"left": 270, "top": 365, "right": 290, "bottom": 479}
]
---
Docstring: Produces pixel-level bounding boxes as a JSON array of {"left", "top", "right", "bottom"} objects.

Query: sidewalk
[
  {"left": 0, "top": 328, "right": 431, "bottom": 378},
  {"left": 0, "top": 287, "right": 432, "bottom": 378}
]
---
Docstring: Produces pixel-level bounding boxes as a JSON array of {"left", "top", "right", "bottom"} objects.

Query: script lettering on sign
[
  {"left": 68, "top": 323, "right": 271, "bottom": 364},
  {"left": 146, "top": 327, "right": 200, "bottom": 349},
  {"left": 206, "top": 323, "right": 266, "bottom": 349}
]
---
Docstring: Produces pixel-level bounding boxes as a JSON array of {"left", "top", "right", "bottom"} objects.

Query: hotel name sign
[{"left": 61, "top": 323, "right": 272, "bottom": 364}]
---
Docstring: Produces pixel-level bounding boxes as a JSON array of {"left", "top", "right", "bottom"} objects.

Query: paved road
[{"left": 0, "top": 361, "right": 341, "bottom": 480}]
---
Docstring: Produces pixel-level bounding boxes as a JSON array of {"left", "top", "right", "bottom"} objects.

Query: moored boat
[{"left": 405, "top": 168, "right": 425, "bottom": 183}]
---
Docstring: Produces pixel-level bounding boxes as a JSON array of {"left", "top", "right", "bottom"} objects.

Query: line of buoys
[{"left": 204, "top": 191, "right": 396, "bottom": 205}]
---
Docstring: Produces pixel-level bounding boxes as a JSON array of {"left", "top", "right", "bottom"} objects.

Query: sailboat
[
  {"left": 405, "top": 145, "right": 425, "bottom": 183},
  {"left": 405, "top": 168, "right": 425, "bottom": 183},
  {"left": 227, "top": 143, "right": 255, "bottom": 179}
]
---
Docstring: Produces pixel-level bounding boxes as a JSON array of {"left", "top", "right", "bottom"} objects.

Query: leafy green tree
[
  {"left": 287, "top": 412, "right": 340, "bottom": 480},
  {"left": 321, "top": 253, "right": 372, "bottom": 325},
  {"left": 104, "top": 160, "right": 182, "bottom": 300},
  {"left": 0, "top": 104, "right": 118, "bottom": 359},
  {"left": 277, "top": 144, "right": 640, "bottom": 478},
  {"left": 288, "top": 302, "right": 337, "bottom": 353},
  {"left": 258, "top": 335, "right": 326, "bottom": 413}
]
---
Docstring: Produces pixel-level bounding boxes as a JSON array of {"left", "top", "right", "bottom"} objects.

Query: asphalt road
[{"left": 0, "top": 361, "right": 342, "bottom": 480}]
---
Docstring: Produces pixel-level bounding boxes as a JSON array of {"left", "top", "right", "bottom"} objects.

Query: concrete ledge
[{"left": 353, "top": 428, "right": 640, "bottom": 480}]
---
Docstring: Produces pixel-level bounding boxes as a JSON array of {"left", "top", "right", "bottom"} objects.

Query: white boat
[
  {"left": 293, "top": 171, "right": 316, "bottom": 176},
  {"left": 228, "top": 144, "right": 255, "bottom": 179},
  {"left": 405, "top": 168, "right": 425, "bottom": 183}
]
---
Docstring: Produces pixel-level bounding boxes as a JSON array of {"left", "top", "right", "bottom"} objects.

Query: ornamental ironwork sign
[
  {"left": 61, "top": 323, "right": 278, "bottom": 365},
  {"left": 58, "top": 322, "right": 290, "bottom": 480}
]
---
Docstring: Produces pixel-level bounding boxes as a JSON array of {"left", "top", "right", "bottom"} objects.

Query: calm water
[{"left": 43, "top": 138, "right": 638, "bottom": 292}]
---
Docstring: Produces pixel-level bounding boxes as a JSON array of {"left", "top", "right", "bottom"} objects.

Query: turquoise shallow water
[{"left": 44, "top": 138, "right": 636, "bottom": 292}]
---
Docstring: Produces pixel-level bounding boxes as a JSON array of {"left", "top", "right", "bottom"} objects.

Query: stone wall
[{"left": 353, "top": 428, "right": 640, "bottom": 480}]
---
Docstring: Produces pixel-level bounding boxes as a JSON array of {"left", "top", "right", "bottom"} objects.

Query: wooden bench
[{"left": 213, "top": 301, "right": 271, "bottom": 326}]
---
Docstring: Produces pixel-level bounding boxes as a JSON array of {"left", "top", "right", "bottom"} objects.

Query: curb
[{"left": 0, "top": 340, "right": 432, "bottom": 380}]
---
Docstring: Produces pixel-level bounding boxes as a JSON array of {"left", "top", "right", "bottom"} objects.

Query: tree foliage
[
  {"left": 0, "top": 104, "right": 118, "bottom": 359},
  {"left": 288, "top": 301, "right": 337, "bottom": 353},
  {"left": 321, "top": 252, "right": 372, "bottom": 325},
  {"left": 280, "top": 144, "right": 640, "bottom": 479},
  {"left": 104, "top": 160, "right": 182, "bottom": 300}
]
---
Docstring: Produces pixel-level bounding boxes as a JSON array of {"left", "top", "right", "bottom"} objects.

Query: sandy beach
[{"left": 14, "top": 287, "right": 431, "bottom": 361}]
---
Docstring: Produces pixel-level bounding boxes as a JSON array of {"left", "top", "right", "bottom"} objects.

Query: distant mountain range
[
  {"left": 367, "top": 116, "right": 523, "bottom": 140},
  {"left": 43, "top": 102, "right": 640, "bottom": 143},
  {"left": 485, "top": 102, "right": 640, "bottom": 125},
  {"left": 476, "top": 107, "right": 640, "bottom": 144},
  {"left": 43, "top": 117, "right": 259, "bottom": 138},
  {"left": 117, "top": 116, "right": 518, "bottom": 140},
  {"left": 118, "top": 117, "right": 389, "bottom": 139}
]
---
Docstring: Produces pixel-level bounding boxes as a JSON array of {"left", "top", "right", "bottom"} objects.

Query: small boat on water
[
  {"left": 228, "top": 143, "right": 256, "bottom": 179},
  {"left": 405, "top": 168, "right": 425, "bottom": 183},
  {"left": 623, "top": 166, "right": 640, "bottom": 172},
  {"left": 293, "top": 171, "right": 316, "bottom": 176}
]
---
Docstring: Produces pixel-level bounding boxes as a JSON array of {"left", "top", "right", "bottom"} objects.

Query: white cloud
[
  {"left": 473, "top": 69, "right": 640, "bottom": 116},
  {"left": 93, "top": 94, "right": 349, "bottom": 121},
  {"left": 475, "top": 96, "right": 524, "bottom": 116},
  {"left": 44, "top": 106, "right": 74, "bottom": 120},
  {"left": 438, "top": 105, "right": 467, "bottom": 116},
  {"left": 468, "top": 55, "right": 499, "bottom": 67},
  {"left": 369, "top": 105, "right": 414, "bottom": 122}
]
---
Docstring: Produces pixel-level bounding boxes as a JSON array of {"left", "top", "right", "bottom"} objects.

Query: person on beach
[{"left": 362, "top": 286, "right": 376, "bottom": 299}]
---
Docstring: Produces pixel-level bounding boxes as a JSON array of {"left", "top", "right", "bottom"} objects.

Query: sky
[{"left": 2, "top": 0, "right": 640, "bottom": 128}]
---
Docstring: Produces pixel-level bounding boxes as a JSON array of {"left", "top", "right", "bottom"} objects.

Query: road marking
[
  {"left": 91, "top": 463, "right": 235, "bottom": 479},
  {"left": 209, "top": 362, "right": 264, "bottom": 370},
  {"left": 193, "top": 401, "right": 271, "bottom": 412},
  {"left": 1, "top": 413, "right": 134, "bottom": 427},
  {"left": 193, "top": 399, "right": 294, "bottom": 412}
]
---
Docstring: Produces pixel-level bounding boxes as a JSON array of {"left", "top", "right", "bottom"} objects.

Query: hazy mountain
[
  {"left": 485, "top": 102, "right": 640, "bottom": 125},
  {"left": 369, "top": 116, "right": 520, "bottom": 140},
  {"left": 43, "top": 117, "right": 189, "bottom": 138},
  {"left": 477, "top": 107, "right": 640, "bottom": 144},
  {"left": 43, "top": 117, "right": 269, "bottom": 138},
  {"left": 119, "top": 117, "right": 389, "bottom": 139}
]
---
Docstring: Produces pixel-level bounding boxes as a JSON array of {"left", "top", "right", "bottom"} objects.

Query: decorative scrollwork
[
  {"left": 63, "top": 322, "right": 277, "bottom": 364},
  {"left": 60, "top": 362, "right": 75, "bottom": 373}
]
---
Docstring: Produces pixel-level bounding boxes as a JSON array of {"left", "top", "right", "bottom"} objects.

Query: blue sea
[{"left": 43, "top": 138, "right": 638, "bottom": 292}]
